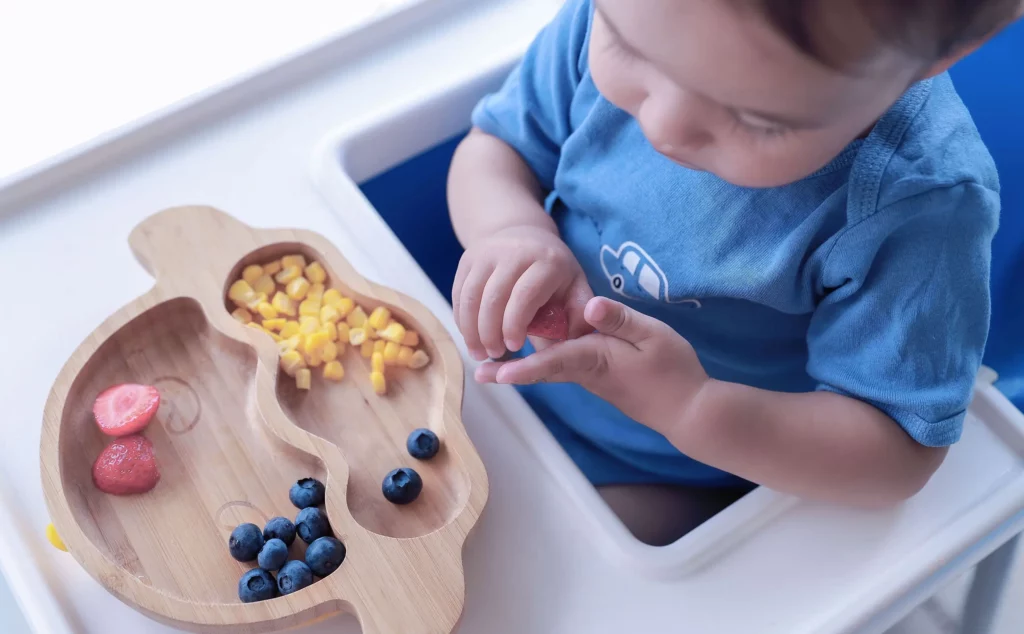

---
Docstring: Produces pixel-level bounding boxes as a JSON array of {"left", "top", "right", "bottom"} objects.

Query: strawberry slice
[
  {"left": 93, "top": 384, "right": 160, "bottom": 437},
  {"left": 527, "top": 302, "right": 570, "bottom": 341},
  {"left": 92, "top": 435, "right": 161, "bottom": 495}
]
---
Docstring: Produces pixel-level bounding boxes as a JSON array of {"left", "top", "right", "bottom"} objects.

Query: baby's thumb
[
  {"left": 566, "top": 279, "right": 596, "bottom": 339},
  {"left": 584, "top": 297, "right": 657, "bottom": 345}
]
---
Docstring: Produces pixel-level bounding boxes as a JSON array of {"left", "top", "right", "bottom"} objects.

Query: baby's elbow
[{"left": 868, "top": 445, "right": 949, "bottom": 508}]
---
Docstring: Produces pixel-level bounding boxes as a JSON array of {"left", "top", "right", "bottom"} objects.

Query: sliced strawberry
[
  {"left": 527, "top": 302, "right": 570, "bottom": 341},
  {"left": 92, "top": 435, "right": 160, "bottom": 495},
  {"left": 93, "top": 384, "right": 160, "bottom": 437}
]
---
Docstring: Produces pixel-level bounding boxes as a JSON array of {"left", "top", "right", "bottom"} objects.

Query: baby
[{"left": 448, "top": 0, "right": 1021, "bottom": 544}]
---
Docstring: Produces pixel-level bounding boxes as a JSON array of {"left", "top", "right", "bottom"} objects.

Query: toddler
[{"left": 448, "top": 0, "right": 1021, "bottom": 544}]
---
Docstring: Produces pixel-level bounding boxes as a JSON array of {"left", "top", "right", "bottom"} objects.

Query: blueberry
[
  {"left": 305, "top": 536, "right": 346, "bottom": 577},
  {"left": 289, "top": 478, "right": 326, "bottom": 509},
  {"left": 228, "top": 523, "right": 264, "bottom": 562},
  {"left": 406, "top": 428, "right": 440, "bottom": 460},
  {"left": 277, "top": 560, "right": 314, "bottom": 595},
  {"left": 382, "top": 468, "right": 423, "bottom": 505},
  {"left": 295, "top": 507, "right": 331, "bottom": 543},
  {"left": 257, "top": 538, "right": 289, "bottom": 571},
  {"left": 238, "top": 568, "right": 277, "bottom": 603},
  {"left": 263, "top": 516, "right": 296, "bottom": 546}
]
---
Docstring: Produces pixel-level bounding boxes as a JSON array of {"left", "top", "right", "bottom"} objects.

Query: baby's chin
[{"left": 664, "top": 152, "right": 824, "bottom": 189}]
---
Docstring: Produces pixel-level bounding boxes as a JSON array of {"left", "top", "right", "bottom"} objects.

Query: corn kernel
[
  {"left": 286, "top": 277, "right": 311, "bottom": 301},
  {"left": 305, "top": 261, "right": 327, "bottom": 284},
  {"left": 322, "top": 289, "right": 343, "bottom": 307},
  {"left": 336, "top": 296, "right": 355, "bottom": 318},
  {"left": 346, "top": 306, "right": 367, "bottom": 328},
  {"left": 364, "top": 324, "right": 378, "bottom": 340},
  {"left": 323, "top": 360, "right": 345, "bottom": 381},
  {"left": 280, "top": 320, "right": 300, "bottom": 338},
  {"left": 305, "top": 351, "right": 323, "bottom": 368},
  {"left": 409, "top": 350, "right": 430, "bottom": 370},
  {"left": 373, "top": 340, "right": 386, "bottom": 355},
  {"left": 370, "top": 371, "right": 386, "bottom": 395},
  {"left": 320, "top": 324, "right": 337, "bottom": 343},
  {"left": 280, "top": 350, "right": 305, "bottom": 376},
  {"left": 371, "top": 351, "right": 385, "bottom": 373},
  {"left": 279, "top": 335, "right": 302, "bottom": 353},
  {"left": 305, "top": 331, "right": 329, "bottom": 354},
  {"left": 360, "top": 339, "right": 374, "bottom": 358},
  {"left": 307, "top": 283, "right": 325, "bottom": 302},
  {"left": 241, "top": 264, "right": 263, "bottom": 285},
  {"left": 402, "top": 331, "right": 420, "bottom": 347},
  {"left": 264, "top": 329, "right": 283, "bottom": 342},
  {"left": 368, "top": 306, "right": 392, "bottom": 330},
  {"left": 271, "top": 292, "right": 297, "bottom": 317},
  {"left": 322, "top": 341, "right": 339, "bottom": 363},
  {"left": 383, "top": 341, "right": 401, "bottom": 365},
  {"left": 320, "top": 304, "right": 341, "bottom": 324},
  {"left": 299, "top": 316, "right": 320, "bottom": 335},
  {"left": 295, "top": 368, "right": 312, "bottom": 390},
  {"left": 349, "top": 327, "right": 367, "bottom": 346},
  {"left": 228, "top": 280, "right": 254, "bottom": 303},
  {"left": 282, "top": 254, "right": 307, "bottom": 269},
  {"left": 244, "top": 292, "right": 268, "bottom": 312},
  {"left": 254, "top": 274, "right": 276, "bottom": 296},
  {"left": 262, "top": 318, "right": 286, "bottom": 331},
  {"left": 231, "top": 308, "right": 253, "bottom": 324},
  {"left": 263, "top": 259, "right": 283, "bottom": 275},
  {"left": 336, "top": 322, "right": 351, "bottom": 343},
  {"left": 379, "top": 321, "right": 406, "bottom": 344},
  {"left": 275, "top": 266, "right": 302, "bottom": 285},
  {"left": 256, "top": 301, "right": 278, "bottom": 320},
  {"left": 299, "top": 299, "right": 321, "bottom": 318},
  {"left": 397, "top": 345, "right": 415, "bottom": 367}
]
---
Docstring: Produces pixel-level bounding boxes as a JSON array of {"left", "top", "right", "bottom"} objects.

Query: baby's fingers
[
  {"left": 458, "top": 262, "right": 495, "bottom": 362},
  {"left": 503, "top": 262, "right": 562, "bottom": 352},
  {"left": 490, "top": 336, "right": 610, "bottom": 386},
  {"left": 478, "top": 264, "right": 526, "bottom": 359}
]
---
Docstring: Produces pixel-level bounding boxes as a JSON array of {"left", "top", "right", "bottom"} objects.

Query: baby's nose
[{"left": 638, "top": 92, "right": 714, "bottom": 152}]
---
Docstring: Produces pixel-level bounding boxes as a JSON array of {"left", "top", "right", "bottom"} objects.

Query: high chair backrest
[{"left": 950, "top": 19, "right": 1024, "bottom": 408}]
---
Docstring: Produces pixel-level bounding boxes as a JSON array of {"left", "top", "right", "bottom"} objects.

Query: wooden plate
[{"left": 40, "top": 206, "right": 488, "bottom": 633}]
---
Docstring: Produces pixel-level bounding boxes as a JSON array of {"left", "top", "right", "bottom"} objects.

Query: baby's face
[{"left": 590, "top": 0, "right": 922, "bottom": 188}]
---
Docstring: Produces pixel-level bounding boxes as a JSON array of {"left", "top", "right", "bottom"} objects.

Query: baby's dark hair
[{"left": 750, "top": 0, "right": 1019, "bottom": 68}]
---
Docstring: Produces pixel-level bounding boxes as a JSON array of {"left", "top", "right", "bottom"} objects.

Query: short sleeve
[
  {"left": 470, "top": 0, "right": 592, "bottom": 190},
  {"left": 807, "top": 182, "right": 1000, "bottom": 447}
]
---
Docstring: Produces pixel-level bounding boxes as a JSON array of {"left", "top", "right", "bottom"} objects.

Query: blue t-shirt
[{"left": 471, "top": 0, "right": 1000, "bottom": 485}]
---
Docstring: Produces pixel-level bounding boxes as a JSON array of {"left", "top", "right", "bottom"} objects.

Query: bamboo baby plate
[{"left": 40, "top": 206, "right": 488, "bottom": 633}]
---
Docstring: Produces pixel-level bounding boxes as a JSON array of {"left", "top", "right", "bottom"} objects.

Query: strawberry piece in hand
[
  {"left": 93, "top": 384, "right": 160, "bottom": 437},
  {"left": 527, "top": 302, "right": 570, "bottom": 341},
  {"left": 92, "top": 435, "right": 161, "bottom": 495}
]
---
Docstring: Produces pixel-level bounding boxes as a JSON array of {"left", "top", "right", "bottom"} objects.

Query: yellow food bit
[
  {"left": 409, "top": 350, "right": 430, "bottom": 370},
  {"left": 231, "top": 308, "right": 253, "bottom": 324},
  {"left": 228, "top": 279, "right": 254, "bottom": 303},
  {"left": 264, "top": 329, "right": 283, "bottom": 342},
  {"left": 346, "top": 306, "right": 367, "bottom": 328},
  {"left": 322, "top": 341, "right": 339, "bottom": 363},
  {"left": 280, "top": 320, "right": 300, "bottom": 338},
  {"left": 305, "top": 351, "right": 323, "bottom": 368},
  {"left": 262, "top": 259, "right": 283, "bottom": 276},
  {"left": 383, "top": 341, "right": 401, "bottom": 365},
  {"left": 370, "top": 371, "right": 387, "bottom": 395},
  {"left": 262, "top": 318, "right": 286, "bottom": 331},
  {"left": 360, "top": 339, "right": 374, "bottom": 358},
  {"left": 322, "top": 288, "right": 343, "bottom": 307},
  {"left": 364, "top": 324, "right": 378, "bottom": 340},
  {"left": 305, "top": 331, "right": 329, "bottom": 354},
  {"left": 253, "top": 274, "right": 276, "bottom": 296},
  {"left": 349, "top": 327, "right": 367, "bottom": 346},
  {"left": 371, "top": 351, "right": 385, "bottom": 373},
  {"left": 279, "top": 335, "right": 302, "bottom": 353},
  {"left": 243, "top": 292, "right": 268, "bottom": 312},
  {"left": 379, "top": 321, "right": 406, "bottom": 344},
  {"left": 336, "top": 322, "right": 351, "bottom": 343},
  {"left": 373, "top": 340, "right": 386, "bottom": 355},
  {"left": 320, "top": 304, "right": 341, "bottom": 324},
  {"left": 368, "top": 306, "right": 392, "bottom": 330},
  {"left": 280, "top": 350, "right": 305, "bottom": 376},
  {"left": 286, "top": 277, "right": 311, "bottom": 301},
  {"left": 275, "top": 266, "right": 302, "bottom": 285},
  {"left": 282, "top": 254, "right": 307, "bottom": 269},
  {"left": 299, "top": 316, "right": 321, "bottom": 335},
  {"left": 397, "top": 345, "right": 415, "bottom": 367},
  {"left": 257, "top": 301, "right": 278, "bottom": 320},
  {"left": 271, "top": 292, "right": 297, "bottom": 317},
  {"left": 321, "top": 323, "right": 337, "bottom": 342},
  {"left": 242, "top": 264, "right": 263, "bottom": 285},
  {"left": 307, "top": 283, "right": 325, "bottom": 302},
  {"left": 299, "top": 299, "right": 321, "bottom": 318},
  {"left": 336, "top": 296, "right": 355, "bottom": 318},
  {"left": 46, "top": 523, "right": 67, "bottom": 552},
  {"left": 305, "top": 261, "right": 327, "bottom": 284},
  {"left": 296, "top": 368, "right": 312, "bottom": 390},
  {"left": 402, "top": 331, "right": 420, "bottom": 347},
  {"left": 323, "top": 360, "right": 345, "bottom": 381}
]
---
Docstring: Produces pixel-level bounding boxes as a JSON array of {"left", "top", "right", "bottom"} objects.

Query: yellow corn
[
  {"left": 262, "top": 318, "right": 286, "bottom": 331},
  {"left": 275, "top": 266, "right": 302, "bottom": 285},
  {"left": 231, "top": 308, "right": 253, "bottom": 324},
  {"left": 45, "top": 523, "right": 67, "bottom": 552},
  {"left": 322, "top": 288, "right": 343, "bottom": 307},
  {"left": 409, "top": 349, "right": 430, "bottom": 370},
  {"left": 299, "top": 316, "right": 320, "bottom": 335},
  {"left": 228, "top": 280, "right": 254, "bottom": 303},
  {"left": 305, "top": 261, "right": 327, "bottom": 284},
  {"left": 242, "top": 264, "right": 264, "bottom": 285},
  {"left": 280, "top": 350, "right": 305, "bottom": 376},
  {"left": 282, "top": 254, "right": 307, "bottom": 269},
  {"left": 383, "top": 341, "right": 401, "bottom": 365},
  {"left": 243, "top": 292, "right": 268, "bottom": 312},
  {"left": 370, "top": 371, "right": 386, "bottom": 395},
  {"left": 305, "top": 331, "right": 329, "bottom": 354},
  {"left": 364, "top": 324, "right": 378, "bottom": 340},
  {"left": 295, "top": 368, "right": 312, "bottom": 390},
  {"left": 373, "top": 340, "right": 386, "bottom": 355},
  {"left": 263, "top": 259, "right": 283, "bottom": 276},
  {"left": 271, "top": 292, "right": 297, "bottom": 317},
  {"left": 280, "top": 320, "right": 300, "bottom": 338},
  {"left": 257, "top": 301, "right": 278, "bottom": 320},
  {"left": 346, "top": 306, "right": 367, "bottom": 328},
  {"left": 321, "top": 323, "right": 337, "bottom": 342},
  {"left": 336, "top": 322, "right": 351, "bottom": 343},
  {"left": 322, "top": 341, "right": 339, "bottom": 363},
  {"left": 278, "top": 335, "right": 302, "bottom": 353},
  {"left": 320, "top": 304, "right": 341, "bottom": 324},
  {"left": 371, "top": 351, "right": 385, "bottom": 373},
  {"left": 307, "top": 283, "right": 325, "bottom": 302},
  {"left": 360, "top": 339, "right": 374, "bottom": 358},
  {"left": 336, "top": 296, "right": 355, "bottom": 318},
  {"left": 349, "top": 327, "right": 367, "bottom": 346},
  {"left": 379, "top": 321, "right": 406, "bottom": 344},
  {"left": 286, "top": 277, "right": 311, "bottom": 301},
  {"left": 299, "top": 299, "right": 321, "bottom": 318},
  {"left": 368, "top": 306, "right": 392, "bottom": 330},
  {"left": 253, "top": 274, "right": 276, "bottom": 296},
  {"left": 305, "top": 351, "right": 323, "bottom": 367},
  {"left": 397, "top": 345, "right": 415, "bottom": 367},
  {"left": 323, "top": 360, "right": 345, "bottom": 381},
  {"left": 402, "top": 330, "right": 420, "bottom": 347},
  {"left": 264, "top": 329, "right": 283, "bottom": 342}
]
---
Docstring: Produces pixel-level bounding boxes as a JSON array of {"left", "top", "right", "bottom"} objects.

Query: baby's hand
[{"left": 452, "top": 225, "right": 593, "bottom": 361}]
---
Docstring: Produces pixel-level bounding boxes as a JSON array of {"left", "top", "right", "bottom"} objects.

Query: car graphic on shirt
[{"left": 600, "top": 241, "right": 701, "bottom": 307}]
